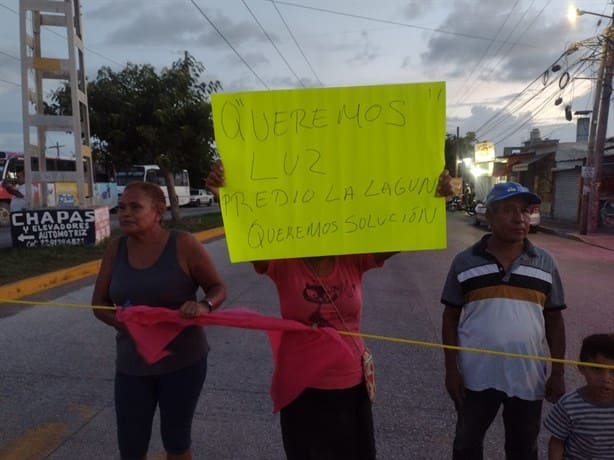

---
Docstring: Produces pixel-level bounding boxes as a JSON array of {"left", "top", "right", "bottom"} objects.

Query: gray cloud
[
  {"left": 419, "top": 0, "right": 585, "bottom": 81},
  {"left": 401, "top": 0, "right": 435, "bottom": 20},
  {"left": 455, "top": 96, "right": 583, "bottom": 152},
  {"left": 85, "top": 0, "right": 144, "bottom": 21},
  {"left": 0, "top": 89, "right": 25, "bottom": 151},
  {"left": 346, "top": 31, "right": 380, "bottom": 65},
  {"left": 0, "top": 118, "right": 22, "bottom": 151},
  {"left": 0, "top": 120, "right": 21, "bottom": 134},
  {"left": 98, "top": 3, "right": 273, "bottom": 51},
  {"left": 240, "top": 50, "right": 272, "bottom": 68},
  {"left": 0, "top": 52, "right": 21, "bottom": 82}
]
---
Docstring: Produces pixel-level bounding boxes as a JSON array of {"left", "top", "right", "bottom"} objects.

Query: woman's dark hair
[
  {"left": 580, "top": 333, "right": 614, "bottom": 362},
  {"left": 123, "top": 181, "right": 166, "bottom": 215}
]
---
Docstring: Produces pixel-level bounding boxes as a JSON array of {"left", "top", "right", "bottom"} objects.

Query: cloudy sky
[{"left": 0, "top": 0, "right": 613, "bottom": 157}]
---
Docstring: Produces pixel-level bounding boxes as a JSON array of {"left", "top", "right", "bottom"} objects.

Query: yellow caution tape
[{"left": 1, "top": 297, "right": 612, "bottom": 370}]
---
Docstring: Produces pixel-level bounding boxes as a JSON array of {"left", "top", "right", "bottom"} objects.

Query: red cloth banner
[{"left": 116, "top": 306, "right": 355, "bottom": 412}]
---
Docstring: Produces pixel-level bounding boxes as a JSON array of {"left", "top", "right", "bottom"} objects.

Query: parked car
[
  {"left": 189, "top": 188, "right": 214, "bottom": 207},
  {"left": 601, "top": 200, "right": 614, "bottom": 227},
  {"left": 474, "top": 202, "right": 540, "bottom": 232}
]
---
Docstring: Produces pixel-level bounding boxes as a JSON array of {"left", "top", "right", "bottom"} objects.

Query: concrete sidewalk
[{"left": 538, "top": 217, "right": 614, "bottom": 252}]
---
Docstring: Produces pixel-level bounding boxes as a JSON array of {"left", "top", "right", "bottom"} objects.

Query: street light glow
[
  {"left": 568, "top": 6, "right": 578, "bottom": 24},
  {"left": 470, "top": 165, "right": 488, "bottom": 178}
]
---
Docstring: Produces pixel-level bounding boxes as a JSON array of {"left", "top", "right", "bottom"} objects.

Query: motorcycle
[
  {"left": 464, "top": 199, "right": 478, "bottom": 216},
  {"left": 446, "top": 196, "right": 463, "bottom": 212}
]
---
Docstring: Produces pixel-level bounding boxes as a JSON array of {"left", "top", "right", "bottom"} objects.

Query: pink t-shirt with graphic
[{"left": 265, "top": 254, "right": 383, "bottom": 390}]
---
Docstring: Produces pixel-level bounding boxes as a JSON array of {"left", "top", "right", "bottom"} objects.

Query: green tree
[{"left": 48, "top": 52, "right": 221, "bottom": 223}]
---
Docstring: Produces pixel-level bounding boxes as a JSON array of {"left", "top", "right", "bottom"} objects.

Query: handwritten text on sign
[{"left": 212, "top": 82, "right": 446, "bottom": 262}]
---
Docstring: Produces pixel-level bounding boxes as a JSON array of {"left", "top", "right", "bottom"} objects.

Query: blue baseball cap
[{"left": 485, "top": 181, "right": 541, "bottom": 206}]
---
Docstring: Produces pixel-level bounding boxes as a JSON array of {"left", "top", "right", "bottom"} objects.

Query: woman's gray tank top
[{"left": 109, "top": 230, "right": 208, "bottom": 375}]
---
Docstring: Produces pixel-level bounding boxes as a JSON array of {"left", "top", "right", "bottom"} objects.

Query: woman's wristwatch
[{"left": 201, "top": 298, "right": 214, "bottom": 312}]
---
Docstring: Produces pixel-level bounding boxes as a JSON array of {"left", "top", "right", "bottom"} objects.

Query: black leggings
[
  {"left": 280, "top": 382, "right": 376, "bottom": 460},
  {"left": 114, "top": 357, "right": 207, "bottom": 459}
]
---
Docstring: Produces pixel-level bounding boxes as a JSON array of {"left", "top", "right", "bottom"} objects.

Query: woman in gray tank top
[{"left": 92, "top": 181, "right": 226, "bottom": 460}]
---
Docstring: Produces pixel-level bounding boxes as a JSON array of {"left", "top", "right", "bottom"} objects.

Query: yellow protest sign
[{"left": 212, "top": 82, "right": 446, "bottom": 262}]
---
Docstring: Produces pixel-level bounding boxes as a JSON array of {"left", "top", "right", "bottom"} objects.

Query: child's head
[
  {"left": 580, "top": 334, "right": 614, "bottom": 362},
  {"left": 578, "top": 334, "right": 614, "bottom": 402}
]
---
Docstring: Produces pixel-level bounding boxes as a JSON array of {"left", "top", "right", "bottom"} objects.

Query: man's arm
[
  {"left": 544, "top": 309, "right": 566, "bottom": 402},
  {"left": 442, "top": 306, "right": 464, "bottom": 404},
  {"left": 547, "top": 436, "right": 565, "bottom": 460}
]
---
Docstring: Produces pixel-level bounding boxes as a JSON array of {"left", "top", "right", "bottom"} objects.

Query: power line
[
  {"left": 473, "top": 47, "right": 585, "bottom": 137},
  {"left": 488, "top": 56, "right": 594, "bottom": 144},
  {"left": 271, "top": 0, "right": 323, "bottom": 86},
  {"left": 0, "top": 76, "right": 20, "bottom": 87},
  {"left": 491, "top": 90, "right": 562, "bottom": 145},
  {"left": 0, "top": 0, "right": 122, "bottom": 67},
  {"left": 0, "top": 1, "right": 16, "bottom": 14},
  {"left": 188, "top": 0, "right": 269, "bottom": 89},
  {"left": 240, "top": 0, "right": 305, "bottom": 87},
  {"left": 463, "top": 0, "right": 550, "bottom": 107},
  {"left": 482, "top": 57, "right": 586, "bottom": 140},
  {"left": 84, "top": 47, "right": 123, "bottom": 67},
  {"left": 515, "top": 48, "right": 595, "bottom": 125},
  {"left": 456, "top": 0, "right": 539, "bottom": 107},
  {"left": 0, "top": 49, "right": 20, "bottom": 61},
  {"left": 454, "top": 0, "right": 521, "bottom": 106},
  {"left": 268, "top": 0, "right": 538, "bottom": 47},
  {"left": 473, "top": 28, "right": 604, "bottom": 141}
]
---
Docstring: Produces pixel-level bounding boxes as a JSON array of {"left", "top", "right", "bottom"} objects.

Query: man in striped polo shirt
[{"left": 441, "top": 181, "right": 567, "bottom": 460}]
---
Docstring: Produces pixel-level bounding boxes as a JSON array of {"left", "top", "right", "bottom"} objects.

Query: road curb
[
  {"left": 0, "top": 227, "right": 226, "bottom": 301},
  {"left": 537, "top": 225, "right": 614, "bottom": 252},
  {"left": 0, "top": 260, "right": 102, "bottom": 300},
  {"left": 536, "top": 225, "right": 571, "bottom": 238}
]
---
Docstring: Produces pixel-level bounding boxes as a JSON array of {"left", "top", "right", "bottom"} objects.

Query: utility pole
[
  {"left": 589, "top": 33, "right": 614, "bottom": 233},
  {"left": 580, "top": 35, "right": 607, "bottom": 234},
  {"left": 47, "top": 141, "right": 65, "bottom": 158},
  {"left": 580, "top": 11, "right": 614, "bottom": 234},
  {"left": 455, "top": 126, "right": 460, "bottom": 177}
]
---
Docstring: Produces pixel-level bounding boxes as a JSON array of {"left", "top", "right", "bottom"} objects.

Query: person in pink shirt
[{"left": 207, "top": 160, "right": 452, "bottom": 460}]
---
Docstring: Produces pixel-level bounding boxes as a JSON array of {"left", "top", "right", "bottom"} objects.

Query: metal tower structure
[{"left": 19, "top": 0, "right": 93, "bottom": 208}]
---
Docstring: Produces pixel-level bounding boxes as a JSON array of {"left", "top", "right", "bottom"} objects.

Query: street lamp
[{"left": 576, "top": 8, "right": 613, "bottom": 20}]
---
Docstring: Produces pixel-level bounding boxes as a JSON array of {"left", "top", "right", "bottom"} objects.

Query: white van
[{"left": 189, "top": 189, "right": 214, "bottom": 207}]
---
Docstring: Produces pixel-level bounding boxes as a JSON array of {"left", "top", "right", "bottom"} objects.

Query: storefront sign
[
  {"left": 581, "top": 166, "right": 595, "bottom": 179},
  {"left": 10, "top": 206, "right": 110, "bottom": 248}
]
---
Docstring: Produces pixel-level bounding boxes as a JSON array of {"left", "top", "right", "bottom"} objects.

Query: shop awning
[
  {"left": 511, "top": 153, "right": 552, "bottom": 172},
  {"left": 492, "top": 162, "right": 512, "bottom": 177}
]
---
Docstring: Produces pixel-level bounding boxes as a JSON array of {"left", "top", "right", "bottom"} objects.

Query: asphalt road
[{"left": 1, "top": 211, "right": 613, "bottom": 459}]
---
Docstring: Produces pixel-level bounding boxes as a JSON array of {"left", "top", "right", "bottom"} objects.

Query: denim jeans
[{"left": 452, "top": 388, "right": 542, "bottom": 460}]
